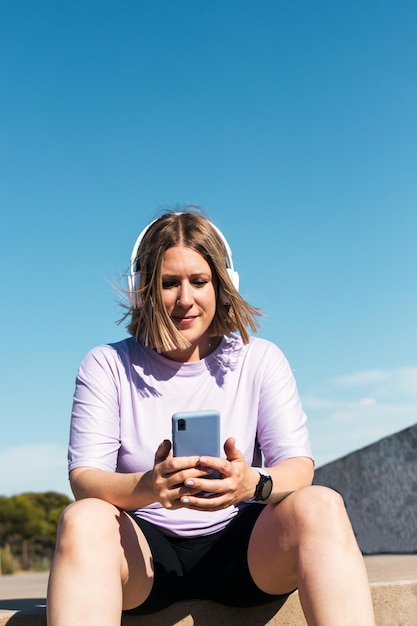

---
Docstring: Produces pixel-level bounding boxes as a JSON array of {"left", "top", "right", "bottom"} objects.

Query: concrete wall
[{"left": 313, "top": 423, "right": 417, "bottom": 554}]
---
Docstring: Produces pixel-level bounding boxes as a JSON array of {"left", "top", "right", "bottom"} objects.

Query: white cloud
[
  {"left": 303, "top": 366, "right": 417, "bottom": 468},
  {"left": 333, "top": 369, "right": 391, "bottom": 387},
  {"left": 0, "top": 444, "right": 73, "bottom": 498},
  {"left": 331, "top": 367, "right": 417, "bottom": 398},
  {"left": 302, "top": 395, "right": 339, "bottom": 410}
]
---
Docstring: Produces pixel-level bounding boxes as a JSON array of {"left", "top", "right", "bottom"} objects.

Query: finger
[
  {"left": 154, "top": 439, "right": 171, "bottom": 464},
  {"left": 224, "top": 437, "right": 243, "bottom": 461},
  {"left": 180, "top": 493, "right": 227, "bottom": 510},
  {"left": 181, "top": 476, "right": 226, "bottom": 499}
]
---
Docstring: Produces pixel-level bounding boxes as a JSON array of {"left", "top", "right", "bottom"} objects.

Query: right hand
[{"left": 150, "top": 440, "right": 209, "bottom": 509}]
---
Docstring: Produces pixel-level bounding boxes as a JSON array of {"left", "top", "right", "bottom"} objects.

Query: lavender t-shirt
[{"left": 68, "top": 333, "right": 313, "bottom": 537}]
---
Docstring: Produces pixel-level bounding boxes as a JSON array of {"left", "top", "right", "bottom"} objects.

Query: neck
[{"left": 161, "top": 336, "right": 222, "bottom": 362}]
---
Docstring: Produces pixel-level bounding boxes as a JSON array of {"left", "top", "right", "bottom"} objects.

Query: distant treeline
[{"left": 0, "top": 491, "right": 72, "bottom": 574}]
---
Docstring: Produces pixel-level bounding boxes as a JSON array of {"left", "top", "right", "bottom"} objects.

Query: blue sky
[{"left": 1, "top": 0, "right": 416, "bottom": 498}]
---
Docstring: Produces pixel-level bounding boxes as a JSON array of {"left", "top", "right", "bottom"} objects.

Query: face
[{"left": 160, "top": 246, "right": 219, "bottom": 362}]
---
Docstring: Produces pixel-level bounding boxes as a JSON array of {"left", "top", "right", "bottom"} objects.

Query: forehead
[{"left": 161, "top": 246, "right": 211, "bottom": 273}]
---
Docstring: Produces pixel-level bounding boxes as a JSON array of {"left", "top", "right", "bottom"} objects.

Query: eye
[
  {"left": 162, "top": 280, "right": 178, "bottom": 289},
  {"left": 192, "top": 279, "right": 208, "bottom": 288}
]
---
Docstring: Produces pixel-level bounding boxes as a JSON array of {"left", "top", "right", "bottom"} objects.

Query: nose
[{"left": 176, "top": 282, "right": 194, "bottom": 307}]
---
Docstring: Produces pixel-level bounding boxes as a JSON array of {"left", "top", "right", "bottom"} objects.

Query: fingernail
[
  {"left": 182, "top": 497, "right": 190, "bottom": 505},
  {"left": 184, "top": 479, "right": 194, "bottom": 487}
]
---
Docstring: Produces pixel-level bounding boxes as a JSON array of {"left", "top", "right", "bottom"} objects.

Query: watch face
[
  {"left": 261, "top": 476, "right": 273, "bottom": 500},
  {"left": 255, "top": 474, "right": 273, "bottom": 501}
]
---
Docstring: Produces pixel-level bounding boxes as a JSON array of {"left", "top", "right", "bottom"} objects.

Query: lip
[{"left": 172, "top": 315, "right": 197, "bottom": 325}]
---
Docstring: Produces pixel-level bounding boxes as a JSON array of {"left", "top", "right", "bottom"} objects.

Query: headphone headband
[{"left": 127, "top": 213, "right": 239, "bottom": 308}]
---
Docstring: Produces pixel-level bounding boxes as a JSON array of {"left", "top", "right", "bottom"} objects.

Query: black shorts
[{"left": 124, "top": 504, "right": 291, "bottom": 615}]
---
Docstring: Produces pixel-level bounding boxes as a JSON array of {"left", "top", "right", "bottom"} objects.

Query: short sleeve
[{"left": 68, "top": 346, "right": 122, "bottom": 473}]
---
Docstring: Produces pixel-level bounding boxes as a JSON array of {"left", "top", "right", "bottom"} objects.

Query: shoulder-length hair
[{"left": 124, "top": 210, "right": 262, "bottom": 352}]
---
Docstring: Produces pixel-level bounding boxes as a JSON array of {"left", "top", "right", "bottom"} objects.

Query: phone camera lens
[{"left": 178, "top": 419, "right": 186, "bottom": 431}]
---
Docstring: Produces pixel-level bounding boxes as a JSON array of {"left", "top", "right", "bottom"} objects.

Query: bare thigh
[
  {"left": 54, "top": 498, "right": 155, "bottom": 612},
  {"left": 117, "top": 508, "right": 155, "bottom": 610},
  {"left": 247, "top": 494, "right": 299, "bottom": 596},
  {"left": 247, "top": 485, "right": 347, "bottom": 596}
]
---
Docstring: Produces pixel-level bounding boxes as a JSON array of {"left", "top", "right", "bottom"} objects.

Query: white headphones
[{"left": 127, "top": 214, "right": 240, "bottom": 308}]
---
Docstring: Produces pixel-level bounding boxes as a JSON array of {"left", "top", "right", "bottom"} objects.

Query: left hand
[{"left": 178, "top": 437, "right": 259, "bottom": 511}]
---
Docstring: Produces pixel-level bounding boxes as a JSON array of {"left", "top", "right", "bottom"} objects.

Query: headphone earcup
[
  {"left": 221, "top": 269, "right": 240, "bottom": 305},
  {"left": 229, "top": 269, "right": 240, "bottom": 292},
  {"left": 127, "top": 272, "right": 142, "bottom": 308}
]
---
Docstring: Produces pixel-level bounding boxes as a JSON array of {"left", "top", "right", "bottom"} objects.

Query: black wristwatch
[{"left": 247, "top": 469, "right": 273, "bottom": 502}]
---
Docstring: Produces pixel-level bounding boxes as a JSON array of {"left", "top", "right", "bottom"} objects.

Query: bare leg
[
  {"left": 47, "top": 498, "right": 153, "bottom": 626},
  {"left": 248, "top": 486, "right": 375, "bottom": 626}
]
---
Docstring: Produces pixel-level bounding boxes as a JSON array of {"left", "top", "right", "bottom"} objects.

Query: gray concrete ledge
[{"left": 0, "top": 556, "right": 416, "bottom": 625}]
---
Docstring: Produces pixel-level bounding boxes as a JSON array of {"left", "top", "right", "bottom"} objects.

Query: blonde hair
[{"left": 124, "top": 210, "right": 262, "bottom": 352}]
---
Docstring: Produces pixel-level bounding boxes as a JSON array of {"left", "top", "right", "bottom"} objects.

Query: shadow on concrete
[
  {"left": 0, "top": 599, "right": 46, "bottom": 625},
  {"left": 122, "top": 596, "right": 290, "bottom": 625},
  {"left": 0, "top": 595, "right": 291, "bottom": 626},
  {"left": 0, "top": 599, "right": 45, "bottom": 613}
]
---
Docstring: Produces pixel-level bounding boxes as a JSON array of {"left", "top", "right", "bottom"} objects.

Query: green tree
[{"left": 0, "top": 491, "right": 72, "bottom": 571}]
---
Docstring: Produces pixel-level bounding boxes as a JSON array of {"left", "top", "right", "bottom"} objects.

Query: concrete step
[{"left": 0, "top": 555, "right": 416, "bottom": 625}]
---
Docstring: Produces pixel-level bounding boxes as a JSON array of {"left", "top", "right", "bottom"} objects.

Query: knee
[
  {"left": 300, "top": 484, "right": 346, "bottom": 512},
  {"left": 288, "top": 485, "right": 352, "bottom": 537},
  {"left": 56, "top": 498, "right": 120, "bottom": 551}
]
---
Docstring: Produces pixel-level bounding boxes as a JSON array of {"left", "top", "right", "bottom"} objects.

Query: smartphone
[{"left": 172, "top": 409, "right": 220, "bottom": 459}]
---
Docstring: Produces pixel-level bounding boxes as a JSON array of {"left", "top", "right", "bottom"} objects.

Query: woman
[{"left": 47, "top": 210, "right": 375, "bottom": 625}]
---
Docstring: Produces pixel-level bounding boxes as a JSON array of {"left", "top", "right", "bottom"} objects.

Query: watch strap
[{"left": 245, "top": 468, "right": 273, "bottom": 503}]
